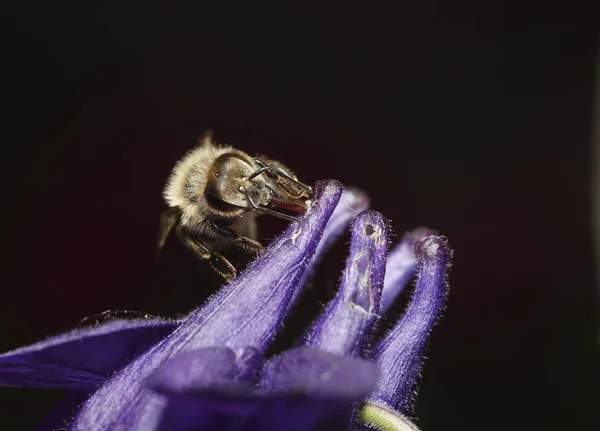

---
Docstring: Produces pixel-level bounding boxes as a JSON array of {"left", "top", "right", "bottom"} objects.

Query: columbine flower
[{"left": 0, "top": 180, "right": 452, "bottom": 431}]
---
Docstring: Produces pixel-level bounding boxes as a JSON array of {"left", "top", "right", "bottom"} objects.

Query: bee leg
[
  {"left": 234, "top": 237, "right": 265, "bottom": 256},
  {"left": 210, "top": 223, "right": 265, "bottom": 256},
  {"left": 177, "top": 227, "right": 238, "bottom": 280}
]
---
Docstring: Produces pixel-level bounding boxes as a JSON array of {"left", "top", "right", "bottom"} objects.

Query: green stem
[{"left": 357, "top": 403, "right": 421, "bottom": 431}]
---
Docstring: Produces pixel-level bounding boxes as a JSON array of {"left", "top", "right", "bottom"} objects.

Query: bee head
[{"left": 206, "top": 153, "right": 311, "bottom": 220}]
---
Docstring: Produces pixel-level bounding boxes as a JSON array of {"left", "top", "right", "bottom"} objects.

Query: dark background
[{"left": 2, "top": 2, "right": 599, "bottom": 430}]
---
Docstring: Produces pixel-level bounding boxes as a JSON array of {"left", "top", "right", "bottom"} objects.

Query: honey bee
[{"left": 159, "top": 131, "right": 313, "bottom": 279}]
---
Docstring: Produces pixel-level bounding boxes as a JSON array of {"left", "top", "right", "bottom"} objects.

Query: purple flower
[{"left": 0, "top": 180, "right": 452, "bottom": 431}]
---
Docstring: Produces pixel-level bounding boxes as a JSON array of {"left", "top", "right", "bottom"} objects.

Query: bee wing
[{"left": 157, "top": 206, "right": 182, "bottom": 254}]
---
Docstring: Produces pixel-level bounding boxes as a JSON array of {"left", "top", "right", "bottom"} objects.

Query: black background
[{"left": 2, "top": 2, "right": 599, "bottom": 430}]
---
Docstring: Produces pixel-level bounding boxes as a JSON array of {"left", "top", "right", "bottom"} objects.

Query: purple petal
[
  {"left": 0, "top": 319, "right": 177, "bottom": 390},
  {"left": 381, "top": 228, "right": 433, "bottom": 313},
  {"left": 147, "top": 347, "right": 261, "bottom": 397},
  {"left": 70, "top": 180, "right": 342, "bottom": 430},
  {"left": 146, "top": 347, "right": 262, "bottom": 431},
  {"left": 314, "top": 186, "right": 370, "bottom": 259},
  {"left": 289, "top": 186, "right": 370, "bottom": 304},
  {"left": 368, "top": 235, "right": 452, "bottom": 416},
  {"left": 148, "top": 346, "right": 377, "bottom": 431},
  {"left": 256, "top": 346, "right": 379, "bottom": 431},
  {"left": 305, "top": 210, "right": 389, "bottom": 358},
  {"left": 261, "top": 346, "right": 377, "bottom": 400}
]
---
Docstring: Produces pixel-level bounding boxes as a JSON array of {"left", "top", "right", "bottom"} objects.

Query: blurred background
[{"left": 2, "top": 2, "right": 599, "bottom": 430}]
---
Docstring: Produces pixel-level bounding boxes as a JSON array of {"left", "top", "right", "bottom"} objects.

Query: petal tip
[
  {"left": 414, "top": 235, "right": 451, "bottom": 264},
  {"left": 342, "top": 186, "right": 370, "bottom": 209},
  {"left": 353, "top": 210, "right": 389, "bottom": 245},
  {"left": 354, "top": 210, "right": 389, "bottom": 234},
  {"left": 314, "top": 179, "right": 343, "bottom": 197}
]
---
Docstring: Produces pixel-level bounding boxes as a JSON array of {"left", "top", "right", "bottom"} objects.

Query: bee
[{"left": 159, "top": 131, "right": 313, "bottom": 280}]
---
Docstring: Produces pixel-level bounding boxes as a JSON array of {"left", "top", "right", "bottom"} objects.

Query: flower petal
[
  {"left": 146, "top": 347, "right": 262, "bottom": 431},
  {"left": 314, "top": 186, "right": 370, "bottom": 258},
  {"left": 366, "top": 235, "right": 452, "bottom": 417},
  {"left": 261, "top": 346, "right": 378, "bottom": 400},
  {"left": 146, "top": 346, "right": 377, "bottom": 431},
  {"left": 70, "top": 180, "right": 343, "bottom": 430},
  {"left": 257, "top": 346, "right": 379, "bottom": 431},
  {"left": 147, "top": 346, "right": 261, "bottom": 396},
  {"left": 289, "top": 186, "right": 370, "bottom": 304},
  {"left": 0, "top": 319, "right": 178, "bottom": 390},
  {"left": 381, "top": 228, "right": 433, "bottom": 313},
  {"left": 305, "top": 210, "right": 389, "bottom": 357}
]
